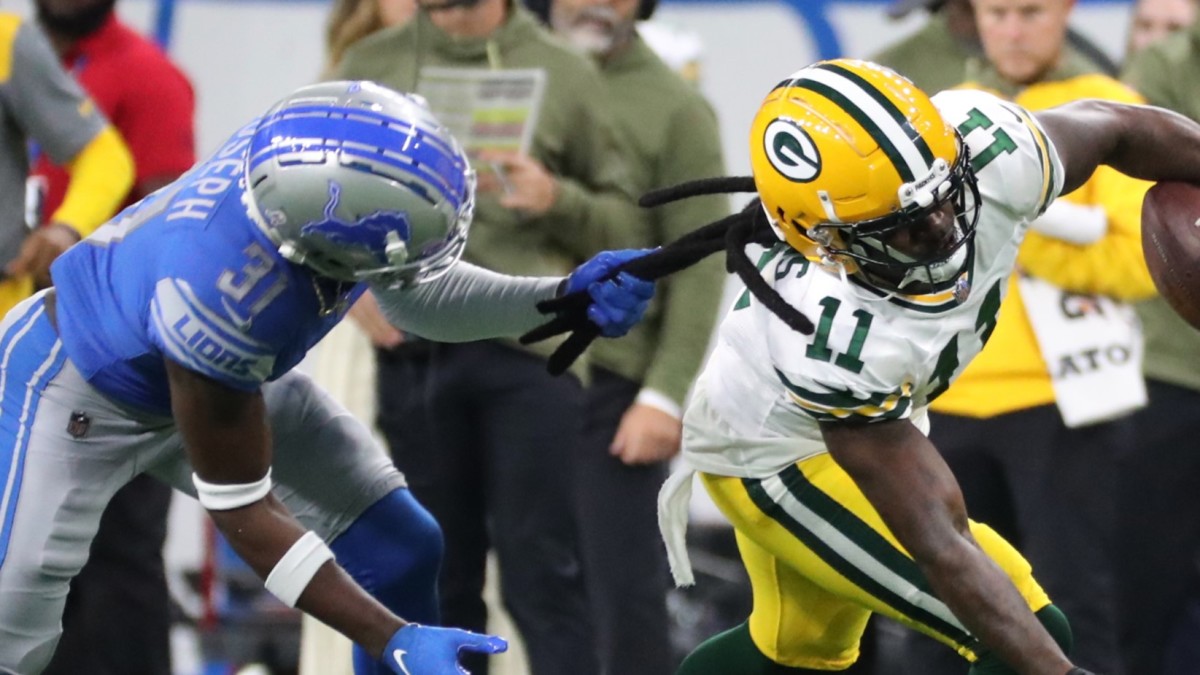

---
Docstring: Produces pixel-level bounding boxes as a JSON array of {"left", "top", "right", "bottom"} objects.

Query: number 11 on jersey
[{"left": 805, "top": 297, "right": 874, "bottom": 375}]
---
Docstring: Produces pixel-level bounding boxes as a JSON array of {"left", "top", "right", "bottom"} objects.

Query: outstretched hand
[
  {"left": 564, "top": 249, "right": 655, "bottom": 338},
  {"left": 383, "top": 624, "right": 508, "bottom": 675},
  {"left": 521, "top": 249, "right": 657, "bottom": 375}
]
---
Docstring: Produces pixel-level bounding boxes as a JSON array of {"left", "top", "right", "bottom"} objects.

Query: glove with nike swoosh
[{"left": 383, "top": 623, "right": 508, "bottom": 675}]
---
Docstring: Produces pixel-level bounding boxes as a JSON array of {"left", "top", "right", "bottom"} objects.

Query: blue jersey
[{"left": 52, "top": 121, "right": 364, "bottom": 414}]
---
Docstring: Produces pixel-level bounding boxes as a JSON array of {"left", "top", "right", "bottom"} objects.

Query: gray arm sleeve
[
  {"left": 371, "top": 262, "right": 563, "bottom": 342},
  {"left": 6, "top": 21, "right": 104, "bottom": 163}
]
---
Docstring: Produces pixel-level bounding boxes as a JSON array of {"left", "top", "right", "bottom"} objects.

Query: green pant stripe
[
  {"left": 779, "top": 465, "right": 930, "bottom": 593},
  {"left": 744, "top": 474, "right": 977, "bottom": 651}
]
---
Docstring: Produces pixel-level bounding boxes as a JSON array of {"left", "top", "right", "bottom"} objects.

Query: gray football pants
[{"left": 0, "top": 292, "right": 403, "bottom": 674}]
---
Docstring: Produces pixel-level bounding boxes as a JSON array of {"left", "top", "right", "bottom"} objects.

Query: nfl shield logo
[
  {"left": 953, "top": 274, "right": 972, "bottom": 304},
  {"left": 67, "top": 411, "right": 91, "bottom": 439}
]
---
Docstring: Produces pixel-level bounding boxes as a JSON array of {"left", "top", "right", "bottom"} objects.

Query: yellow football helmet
[{"left": 749, "top": 59, "right": 980, "bottom": 291}]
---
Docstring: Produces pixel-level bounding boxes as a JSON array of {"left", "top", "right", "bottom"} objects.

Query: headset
[{"left": 521, "top": 0, "right": 659, "bottom": 23}]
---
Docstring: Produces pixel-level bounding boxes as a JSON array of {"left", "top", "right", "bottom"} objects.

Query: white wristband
[
  {"left": 1029, "top": 200, "right": 1108, "bottom": 245},
  {"left": 265, "top": 531, "right": 335, "bottom": 607},
  {"left": 192, "top": 469, "right": 273, "bottom": 511}
]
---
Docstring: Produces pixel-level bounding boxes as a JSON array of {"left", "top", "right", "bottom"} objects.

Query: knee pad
[{"left": 331, "top": 488, "right": 444, "bottom": 621}]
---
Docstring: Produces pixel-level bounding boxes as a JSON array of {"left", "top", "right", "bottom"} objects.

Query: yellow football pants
[{"left": 701, "top": 453, "right": 1051, "bottom": 671}]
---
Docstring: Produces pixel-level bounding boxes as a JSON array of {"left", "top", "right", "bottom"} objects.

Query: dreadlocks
[{"left": 521, "top": 176, "right": 817, "bottom": 375}]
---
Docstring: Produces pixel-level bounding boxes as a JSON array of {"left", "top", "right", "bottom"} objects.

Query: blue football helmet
[{"left": 242, "top": 80, "right": 475, "bottom": 288}]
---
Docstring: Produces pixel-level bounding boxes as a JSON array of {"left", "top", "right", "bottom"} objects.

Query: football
[{"left": 1141, "top": 181, "right": 1200, "bottom": 330}]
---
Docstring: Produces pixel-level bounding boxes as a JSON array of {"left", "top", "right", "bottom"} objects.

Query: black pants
[
  {"left": 377, "top": 341, "right": 597, "bottom": 675},
  {"left": 898, "top": 405, "right": 1126, "bottom": 675},
  {"left": 42, "top": 474, "right": 172, "bottom": 675},
  {"left": 576, "top": 368, "right": 673, "bottom": 675},
  {"left": 1116, "top": 380, "right": 1200, "bottom": 675}
]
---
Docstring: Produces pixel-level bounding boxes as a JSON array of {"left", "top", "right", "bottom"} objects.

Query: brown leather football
[{"left": 1142, "top": 181, "right": 1200, "bottom": 330}]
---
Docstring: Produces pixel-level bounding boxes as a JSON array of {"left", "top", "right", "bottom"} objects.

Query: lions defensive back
[{"left": 0, "top": 81, "right": 654, "bottom": 675}]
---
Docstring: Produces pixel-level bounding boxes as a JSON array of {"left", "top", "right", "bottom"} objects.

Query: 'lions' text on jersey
[{"left": 50, "top": 121, "right": 364, "bottom": 413}]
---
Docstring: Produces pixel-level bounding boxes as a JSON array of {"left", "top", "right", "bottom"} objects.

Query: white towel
[{"left": 657, "top": 467, "right": 697, "bottom": 587}]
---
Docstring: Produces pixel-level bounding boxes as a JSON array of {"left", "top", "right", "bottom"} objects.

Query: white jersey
[{"left": 685, "top": 90, "right": 1065, "bottom": 479}]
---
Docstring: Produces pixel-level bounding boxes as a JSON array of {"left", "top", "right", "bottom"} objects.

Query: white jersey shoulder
[
  {"left": 685, "top": 92, "right": 1064, "bottom": 478},
  {"left": 933, "top": 89, "right": 1066, "bottom": 221}
]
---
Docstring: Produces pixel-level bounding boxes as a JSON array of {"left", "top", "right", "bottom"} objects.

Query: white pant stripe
[
  {"left": 796, "top": 67, "right": 930, "bottom": 180},
  {"left": 760, "top": 474, "right": 967, "bottom": 633},
  {"left": 0, "top": 306, "right": 52, "bottom": 554}
]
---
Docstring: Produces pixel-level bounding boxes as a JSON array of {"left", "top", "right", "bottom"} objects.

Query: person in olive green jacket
[
  {"left": 870, "top": 0, "right": 983, "bottom": 94},
  {"left": 335, "top": 3, "right": 641, "bottom": 675},
  {"left": 1120, "top": 17, "right": 1200, "bottom": 675},
  {"left": 526, "top": 0, "right": 729, "bottom": 672},
  {"left": 870, "top": 0, "right": 1119, "bottom": 95}
]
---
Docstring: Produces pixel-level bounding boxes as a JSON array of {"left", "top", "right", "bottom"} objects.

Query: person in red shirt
[
  {"left": 31, "top": 0, "right": 194, "bottom": 210},
  {"left": 30, "top": 1, "right": 194, "bottom": 673}
]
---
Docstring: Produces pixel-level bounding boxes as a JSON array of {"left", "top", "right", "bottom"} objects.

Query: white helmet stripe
[{"left": 795, "top": 67, "right": 931, "bottom": 181}]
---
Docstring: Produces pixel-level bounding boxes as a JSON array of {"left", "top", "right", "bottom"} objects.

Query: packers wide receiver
[{"left": 647, "top": 59, "right": 1200, "bottom": 675}]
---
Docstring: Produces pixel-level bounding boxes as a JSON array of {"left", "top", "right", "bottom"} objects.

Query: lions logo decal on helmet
[
  {"left": 299, "top": 180, "right": 417, "bottom": 267},
  {"left": 763, "top": 118, "right": 821, "bottom": 183}
]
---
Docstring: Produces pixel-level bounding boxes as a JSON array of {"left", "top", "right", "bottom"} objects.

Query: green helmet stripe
[
  {"left": 817, "top": 63, "right": 937, "bottom": 168},
  {"left": 790, "top": 78, "right": 917, "bottom": 183}
]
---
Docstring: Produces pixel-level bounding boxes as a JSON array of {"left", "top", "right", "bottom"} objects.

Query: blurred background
[
  {"left": 0, "top": 0, "right": 1151, "bottom": 673},
  {"left": 0, "top": 0, "right": 1132, "bottom": 178}
]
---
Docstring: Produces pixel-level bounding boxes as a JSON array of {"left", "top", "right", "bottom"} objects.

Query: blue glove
[
  {"left": 564, "top": 249, "right": 656, "bottom": 337},
  {"left": 383, "top": 624, "right": 508, "bottom": 675}
]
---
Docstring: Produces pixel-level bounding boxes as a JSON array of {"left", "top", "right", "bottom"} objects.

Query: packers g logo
[{"left": 764, "top": 118, "right": 821, "bottom": 183}]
